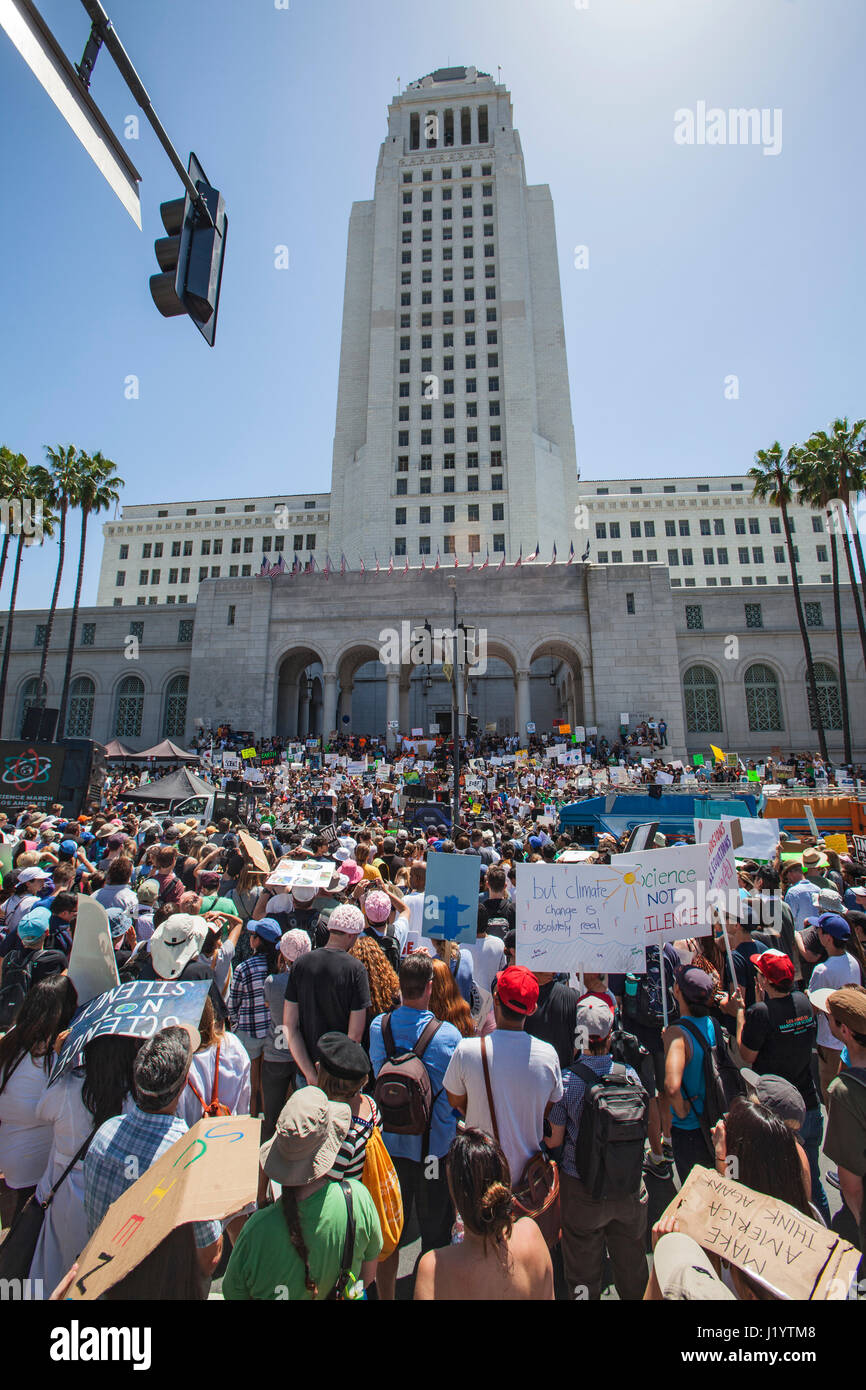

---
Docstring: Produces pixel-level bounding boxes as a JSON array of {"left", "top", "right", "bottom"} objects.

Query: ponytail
[{"left": 281, "top": 1188, "right": 318, "bottom": 1298}]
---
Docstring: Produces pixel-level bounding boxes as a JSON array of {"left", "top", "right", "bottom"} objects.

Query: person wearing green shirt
[{"left": 223, "top": 1087, "right": 382, "bottom": 1300}]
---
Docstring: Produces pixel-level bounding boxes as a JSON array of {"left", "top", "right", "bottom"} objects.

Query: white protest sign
[
  {"left": 68, "top": 895, "right": 120, "bottom": 1005},
  {"left": 265, "top": 858, "right": 337, "bottom": 891},
  {"left": 695, "top": 816, "right": 780, "bottom": 863},
  {"left": 515, "top": 861, "right": 647, "bottom": 973},
  {"left": 804, "top": 804, "right": 820, "bottom": 838},
  {"left": 610, "top": 842, "right": 710, "bottom": 946}
]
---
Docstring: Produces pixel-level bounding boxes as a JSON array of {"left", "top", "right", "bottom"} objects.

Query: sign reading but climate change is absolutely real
[{"left": 515, "top": 844, "right": 718, "bottom": 974}]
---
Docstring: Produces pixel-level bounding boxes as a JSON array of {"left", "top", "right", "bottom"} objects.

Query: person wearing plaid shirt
[
  {"left": 229, "top": 920, "right": 282, "bottom": 1058},
  {"left": 82, "top": 1027, "right": 222, "bottom": 1272}
]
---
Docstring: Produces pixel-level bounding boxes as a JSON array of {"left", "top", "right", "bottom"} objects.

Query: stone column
[
  {"left": 298, "top": 684, "right": 310, "bottom": 740},
  {"left": 341, "top": 682, "right": 353, "bottom": 729},
  {"left": 399, "top": 679, "right": 410, "bottom": 734},
  {"left": 515, "top": 669, "right": 531, "bottom": 741},
  {"left": 582, "top": 664, "right": 596, "bottom": 726},
  {"left": 322, "top": 673, "right": 338, "bottom": 739},
  {"left": 385, "top": 670, "right": 400, "bottom": 751},
  {"left": 277, "top": 677, "right": 299, "bottom": 738}
]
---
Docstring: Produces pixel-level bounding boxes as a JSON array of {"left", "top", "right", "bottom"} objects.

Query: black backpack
[
  {"left": 622, "top": 956, "right": 678, "bottom": 1031},
  {"left": 0, "top": 947, "right": 41, "bottom": 1029},
  {"left": 365, "top": 925, "right": 400, "bottom": 974},
  {"left": 571, "top": 1061, "right": 649, "bottom": 1200},
  {"left": 678, "top": 1018, "right": 746, "bottom": 1136}
]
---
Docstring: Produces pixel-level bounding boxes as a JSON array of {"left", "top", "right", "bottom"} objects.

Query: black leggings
[{"left": 260, "top": 1059, "right": 295, "bottom": 1141}]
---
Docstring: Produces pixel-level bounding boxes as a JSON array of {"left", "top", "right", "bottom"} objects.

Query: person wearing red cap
[
  {"left": 444, "top": 965, "right": 563, "bottom": 1186},
  {"left": 730, "top": 948, "right": 829, "bottom": 1223}
]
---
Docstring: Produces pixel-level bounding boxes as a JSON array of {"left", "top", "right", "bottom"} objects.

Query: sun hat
[
  {"left": 279, "top": 929, "right": 312, "bottom": 964},
  {"left": 326, "top": 903, "right": 365, "bottom": 937},
  {"left": 149, "top": 913, "right": 209, "bottom": 980},
  {"left": 106, "top": 906, "right": 134, "bottom": 940},
  {"left": 364, "top": 889, "right": 392, "bottom": 924},
  {"left": 260, "top": 1087, "right": 352, "bottom": 1187}
]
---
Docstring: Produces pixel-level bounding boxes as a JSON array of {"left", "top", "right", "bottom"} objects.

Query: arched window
[
  {"left": 744, "top": 663, "right": 784, "bottom": 732},
  {"left": 66, "top": 676, "right": 95, "bottom": 737},
  {"left": 18, "top": 677, "right": 46, "bottom": 736},
  {"left": 115, "top": 675, "right": 144, "bottom": 738},
  {"left": 683, "top": 665, "right": 722, "bottom": 733},
  {"left": 163, "top": 674, "right": 188, "bottom": 739},
  {"left": 808, "top": 662, "right": 843, "bottom": 731}
]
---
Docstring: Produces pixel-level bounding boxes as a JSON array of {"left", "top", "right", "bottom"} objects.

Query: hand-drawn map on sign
[
  {"left": 423, "top": 850, "right": 483, "bottom": 945},
  {"left": 515, "top": 862, "right": 647, "bottom": 973},
  {"left": 68, "top": 1116, "right": 261, "bottom": 1300},
  {"left": 663, "top": 1166, "right": 860, "bottom": 1300},
  {"left": 50, "top": 980, "right": 211, "bottom": 1087}
]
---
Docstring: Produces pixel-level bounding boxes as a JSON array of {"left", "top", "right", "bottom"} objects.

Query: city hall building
[{"left": 4, "top": 69, "right": 863, "bottom": 760}]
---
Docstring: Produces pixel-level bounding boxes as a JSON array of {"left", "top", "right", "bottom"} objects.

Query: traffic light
[
  {"left": 150, "top": 152, "right": 227, "bottom": 346},
  {"left": 467, "top": 715, "right": 479, "bottom": 738}
]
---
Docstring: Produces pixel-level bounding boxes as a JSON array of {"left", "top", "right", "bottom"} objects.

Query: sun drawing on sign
[{"left": 597, "top": 865, "right": 642, "bottom": 912}]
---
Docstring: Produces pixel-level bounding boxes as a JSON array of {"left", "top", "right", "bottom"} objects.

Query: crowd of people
[{"left": 0, "top": 743, "right": 864, "bottom": 1303}]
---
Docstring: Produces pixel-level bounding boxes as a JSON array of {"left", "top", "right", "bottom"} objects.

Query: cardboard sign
[
  {"left": 851, "top": 834, "right": 866, "bottom": 860},
  {"left": 515, "top": 861, "right": 647, "bottom": 973},
  {"left": 823, "top": 833, "right": 849, "bottom": 854},
  {"left": 237, "top": 829, "right": 270, "bottom": 874},
  {"left": 423, "top": 851, "right": 483, "bottom": 944},
  {"left": 695, "top": 817, "right": 779, "bottom": 863},
  {"left": 67, "top": 896, "right": 120, "bottom": 1006},
  {"left": 68, "top": 1116, "right": 261, "bottom": 1301},
  {"left": 663, "top": 1165, "right": 860, "bottom": 1301},
  {"left": 610, "top": 842, "right": 713, "bottom": 946},
  {"left": 51, "top": 980, "right": 211, "bottom": 1087}
]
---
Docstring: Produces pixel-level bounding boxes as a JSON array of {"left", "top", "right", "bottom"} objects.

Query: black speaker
[
  {"left": 57, "top": 739, "right": 105, "bottom": 817},
  {"left": 21, "top": 706, "right": 59, "bottom": 741}
]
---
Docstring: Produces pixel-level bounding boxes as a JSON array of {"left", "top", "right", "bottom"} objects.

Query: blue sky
[{"left": 1, "top": 0, "right": 864, "bottom": 609}]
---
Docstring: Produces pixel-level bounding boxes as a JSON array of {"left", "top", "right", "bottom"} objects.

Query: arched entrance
[
  {"left": 275, "top": 646, "right": 325, "bottom": 738},
  {"left": 526, "top": 639, "right": 585, "bottom": 736}
]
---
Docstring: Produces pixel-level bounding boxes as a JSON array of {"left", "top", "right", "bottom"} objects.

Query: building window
[
  {"left": 115, "top": 674, "right": 144, "bottom": 738},
  {"left": 626, "top": 592, "right": 635, "bottom": 615},
  {"left": 745, "top": 663, "right": 784, "bottom": 732},
  {"left": 749, "top": 517, "right": 760, "bottom": 534},
  {"left": 492, "top": 503, "right": 504, "bottom": 521},
  {"left": 805, "top": 602, "right": 824, "bottom": 628},
  {"left": 644, "top": 521, "right": 655, "bottom": 538},
  {"left": 65, "top": 676, "right": 95, "bottom": 738},
  {"left": 679, "top": 520, "right": 690, "bottom": 536},
  {"left": 774, "top": 546, "right": 786, "bottom": 564},
  {"left": 444, "top": 505, "right": 455, "bottom": 523},
  {"left": 816, "top": 545, "right": 828, "bottom": 563},
  {"left": 685, "top": 604, "right": 704, "bottom": 630},
  {"left": 744, "top": 603, "right": 763, "bottom": 629},
  {"left": 665, "top": 520, "right": 676, "bottom": 537},
  {"left": 597, "top": 551, "right": 609, "bottom": 564},
  {"left": 227, "top": 605, "right": 235, "bottom": 626},
  {"left": 735, "top": 519, "right": 746, "bottom": 535},
  {"left": 809, "top": 662, "right": 842, "bottom": 730},
  {"left": 493, "top": 534, "right": 505, "bottom": 552},
  {"left": 420, "top": 477, "right": 431, "bottom": 495},
  {"left": 177, "top": 619, "right": 193, "bottom": 644},
  {"left": 717, "top": 548, "right": 728, "bottom": 564},
  {"left": 683, "top": 665, "right": 722, "bottom": 733},
  {"left": 491, "top": 474, "right": 503, "bottom": 491},
  {"left": 812, "top": 515, "right": 824, "bottom": 532},
  {"left": 395, "top": 508, "right": 406, "bottom": 525},
  {"left": 163, "top": 674, "right": 188, "bottom": 738},
  {"left": 129, "top": 621, "right": 144, "bottom": 641},
  {"left": 418, "top": 537, "right": 431, "bottom": 555},
  {"left": 668, "top": 550, "right": 679, "bottom": 566},
  {"left": 115, "top": 571, "right": 126, "bottom": 587},
  {"left": 395, "top": 538, "right": 406, "bottom": 556},
  {"left": 443, "top": 477, "right": 455, "bottom": 493},
  {"left": 770, "top": 516, "right": 781, "bottom": 534},
  {"left": 81, "top": 622, "right": 95, "bottom": 646},
  {"left": 714, "top": 520, "right": 725, "bottom": 535},
  {"left": 142, "top": 543, "right": 152, "bottom": 559},
  {"left": 119, "top": 544, "right": 129, "bottom": 560}
]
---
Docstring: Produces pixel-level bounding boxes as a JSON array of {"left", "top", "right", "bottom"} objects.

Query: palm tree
[
  {"left": 30, "top": 445, "right": 82, "bottom": 713},
  {"left": 792, "top": 442, "right": 853, "bottom": 765},
  {"left": 0, "top": 446, "right": 27, "bottom": 594},
  {"left": 749, "top": 443, "right": 829, "bottom": 764},
  {"left": 57, "top": 451, "right": 124, "bottom": 737},
  {"left": 0, "top": 462, "right": 56, "bottom": 738},
  {"left": 804, "top": 419, "right": 866, "bottom": 672}
]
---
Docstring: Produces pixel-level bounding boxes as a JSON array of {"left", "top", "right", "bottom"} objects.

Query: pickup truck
[{"left": 151, "top": 787, "right": 265, "bottom": 830}]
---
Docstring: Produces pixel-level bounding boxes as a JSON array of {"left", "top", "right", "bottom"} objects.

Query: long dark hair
[
  {"left": 103, "top": 1223, "right": 204, "bottom": 1300},
  {"left": 447, "top": 1126, "right": 514, "bottom": 1251},
  {"left": 281, "top": 1188, "right": 318, "bottom": 1297},
  {"left": 0, "top": 975, "right": 78, "bottom": 1089},
  {"left": 250, "top": 935, "right": 280, "bottom": 974},
  {"left": 81, "top": 1035, "right": 144, "bottom": 1129},
  {"left": 724, "top": 1097, "right": 811, "bottom": 1215}
]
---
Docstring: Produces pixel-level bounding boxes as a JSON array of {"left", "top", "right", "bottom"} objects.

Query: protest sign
[
  {"left": 804, "top": 803, "right": 820, "bottom": 838},
  {"left": 265, "top": 858, "right": 337, "bottom": 891},
  {"left": 68, "top": 1116, "right": 261, "bottom": 1301},
  {"left": 663, "top": 1165, "right": 860, "bottom": 1301},
  {"left": 823, "top": 833, "right": 849, "bottom": 854},
  {"left": 692, "top": 754, "right": 705, "bottom": 766},
  {"left": 516, "top": 861, "right": 653, "bottom": 973},
  {"left": 411, "top": 727, "right": 424, "bottom": 737},
  {"left": 346, "top": 760, "right": 366, "bottom": 775},
  {"left": 51, "top": 980, "right": 210, "bottom": 1087},
  {"left": 655, "top": 771, "right": 674, "bottom": 785},
  {"left": 240, "top": 747, "right": 257, "bottom": 759},
  {"left": 221, "top": 754, "right": 240, "bottom": 771},
  {"left": 0, "top": 842, "right": 14, "bottom": 880},
  {"left": 573, "top": 726, "right": 585, "bottom": 743},
  {"left": 237, "top": 829, "right": 270, "bottom": 874},
  {"left": 695, "top": 816, "right": 779, "bottom": 862},
  {"left": 423, "top": 851, "right": 483, "bottom": 945},
  {"left": 67, "top": 895, "right": 120, "bottom": 1006},
  {"left": 851, "top": 834, "right": 866, "bottom": 860},
  {"left": 610, "top": 842, "right": 711, "bottom": 945}
]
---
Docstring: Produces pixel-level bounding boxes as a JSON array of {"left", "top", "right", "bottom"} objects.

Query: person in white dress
[{"left": 177, "top": 995, "right": 251, "bottom": 1125}]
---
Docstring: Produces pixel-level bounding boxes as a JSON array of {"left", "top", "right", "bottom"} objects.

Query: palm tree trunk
[
  {"left": 0, "top": 534, "right": 26, "bottom": 738},
  {"left": 781, "top": 498, "right": 828, "bottom": 763},
  {"left": 58, "top": 508, "right": 89, "bottom": 738},
  {"left": 840, "top": 518, "right": 866, "bottom": 674},
  {"left": 0, "top": 532, "right": 10, "bottom": 593},
  {"left": 851, "top": 524, "right": 866, "bottom": 632},
  {"left": 828, "top": 525, "right": 852, "bottom": 765},
  {"left": 34, "top": 500, "right": 66, "bottom": 713}
]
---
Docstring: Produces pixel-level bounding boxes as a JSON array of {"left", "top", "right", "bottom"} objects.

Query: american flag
[
  {"left": 480, "top": 547, "right": 489, "bottom": 571},
  {"left": 567, "top": 541, "right": 575, "bottom": 565},
  {"left": 340, "top": 553, "right": 347, "bottom": 575},
  {"left": 548, "top": 543, "right": 557, "bottom": 566},
  {"left": 514, "top": 545, "right": 523, "bottom": 568}
]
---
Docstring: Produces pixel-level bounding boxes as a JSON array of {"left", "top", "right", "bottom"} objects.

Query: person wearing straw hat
[{"left": 222, "top": 1087, "right": 382, "bottom": 1300}]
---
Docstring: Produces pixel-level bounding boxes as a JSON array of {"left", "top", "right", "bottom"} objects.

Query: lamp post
[{"left": 447, "top": 578, "right": 461, "bottom": 832}]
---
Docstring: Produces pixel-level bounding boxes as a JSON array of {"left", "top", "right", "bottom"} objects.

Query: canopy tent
[
  {"left": 127, "top": 739, "right": 199, "bottom": 762},
  {"left": 122, "top": 767, "right": 216, "bottom": 803},
  {"left": 103, "top": 738, "right": 137, "bottom": 759}
]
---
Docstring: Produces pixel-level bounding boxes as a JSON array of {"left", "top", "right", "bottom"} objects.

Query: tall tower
[{"left": 327, "top": 66, "right": 580, "bottom": 567}]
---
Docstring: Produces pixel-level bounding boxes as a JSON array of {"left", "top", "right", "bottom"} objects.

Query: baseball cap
[
  {"left": 17, "top": 867, "right": 49, "bottom": 884},
  {"left": 17, "top": 906, "right": 52, "bottom": 943},
  {"left": 291, "top": 884, "right": 318, "bottom": 904},
  {"left": 495, "top": 965, "right": 539, "bottom": 1016},
  {"left": 749, "top": 949, "right": 795, "bottom": 985},
  {"left": 653, "top": 1233, "right": 736, "bottom": 1301},
  {"left": 675, "top": 965, "right": 715, "bottom": 1005},
  {"left": 248, "top": 917, "right": 282, "bottom": 944},
  {"left": 806, "top": 912, "right": 850, "bottom": 940},
  {"left": 739, "top": 1069, "right": 806, "bottom": 1128},
  {"left": 364, "top": 890, "right": 392, "bottom": 924},
  {"left": 826, "top": 985, "right": 866, "bottom": 1035},
  {"left": 59, "top": 839, "right": 78, "bottom": 856},
  {"left": 575, "top": 996, "right": 614, "bottom": 1039},
  {"left": 137, "top": 879, "right": 159, "bottom": 905}
]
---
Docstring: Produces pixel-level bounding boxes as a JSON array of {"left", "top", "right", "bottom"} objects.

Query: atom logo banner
[{"left": 0, "top": 741, "right": 66, "bottom": 811}]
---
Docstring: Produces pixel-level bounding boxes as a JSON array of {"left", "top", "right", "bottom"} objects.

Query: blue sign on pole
[{"left": 423, "top": 850, "right": 483, "bottom": 945}]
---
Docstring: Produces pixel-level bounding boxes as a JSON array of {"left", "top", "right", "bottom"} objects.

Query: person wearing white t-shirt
[
  {"left": 445, "top": 966, "right": 563, "bottom": 1184},
  {"left": 806, "top": 913, "right": 863, "bottom": 1102}
]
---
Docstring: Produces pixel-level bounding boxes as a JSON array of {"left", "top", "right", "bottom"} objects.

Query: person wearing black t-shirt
[
  {"left": 524, "top": 972, "right": 579, "bottom": 1071},
  {"left": 477, "top": 865, "right": 515, "bottom": 937},
  {"left": 733, "top": 948, "right": 829, "bottom": 1223},
  {"left": 282, "top": 903, "right": 371, "bottom": 1086},
  {"left": 713, "top": 905, "right": 769, "bottom": 1013}
]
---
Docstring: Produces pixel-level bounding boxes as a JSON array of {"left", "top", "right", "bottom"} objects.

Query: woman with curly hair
[
  {"left": 414, "top": 1128, "right": 553, "bottom": 1301},
  {"left": 350, "top": 935, "right": 400, "bottom": 1052},
  {"left": 430, "top": 957, "right": 475, "bottom": 1038}
]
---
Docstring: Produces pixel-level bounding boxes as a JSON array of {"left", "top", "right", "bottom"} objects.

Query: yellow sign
[
  {"left": 240, "top": 747, "right": 257, "bottom": 759},
  {"left": 824, "top": 833, "right": 849, "bottom": 854},
  {"left": 471, "top": 802, "right": 482, "bottom": 814}
]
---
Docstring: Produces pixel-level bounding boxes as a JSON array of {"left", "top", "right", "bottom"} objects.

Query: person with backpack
[
  {"left": 663, "top": 965, "right": 740, "bottom": 1183},
  {"left": 547, "top": 997, "right": 649, "bottom": 1301},
  {"left": 0, "top": 908, "right": 63, "bottom": 1031},
  {"left": 359, "top": 886, "right": 406, "bottom": 972},
  {"left": 177, "top": 995, "right": 250, "bottom": 1125},
  {"left": 368, "top": 953, "right": 462, "bottom": 1300},
  {"left": 614, "top": 941, "right": 680, "bottom": 1177}
]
